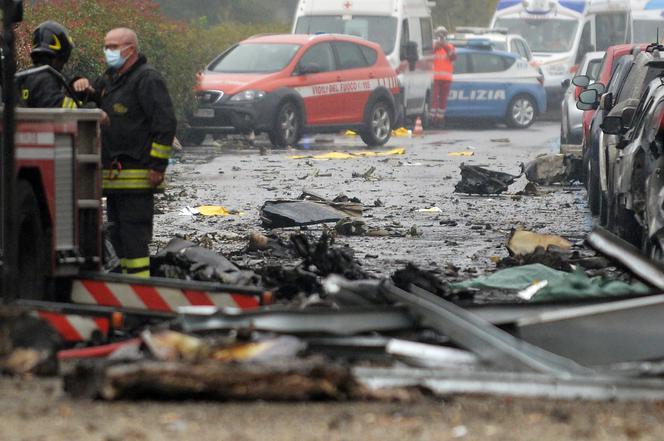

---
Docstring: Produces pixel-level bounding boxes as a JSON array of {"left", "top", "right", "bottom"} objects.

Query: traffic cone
[{"left": 413, "top": 116, "right": 424, "bottom": 136}]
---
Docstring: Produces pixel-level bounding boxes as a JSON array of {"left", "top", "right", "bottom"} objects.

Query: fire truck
[{"left": 0, "top": 1, "right": 268, "bottom": 344}]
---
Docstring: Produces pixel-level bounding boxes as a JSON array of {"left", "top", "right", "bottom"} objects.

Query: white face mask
[{"left": 104, "top": 46, "right": 129, "bottom": 68}]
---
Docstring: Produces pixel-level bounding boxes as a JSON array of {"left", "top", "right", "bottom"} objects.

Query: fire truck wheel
[
  {"left": 16, "top": 180, "right": 47, "bottom": 300},
  {"left": 360, "top": 100, "right": 392, "bottom": 147},
  {"left": 269, "top": 101, "right": 301, "bottom": 148}
]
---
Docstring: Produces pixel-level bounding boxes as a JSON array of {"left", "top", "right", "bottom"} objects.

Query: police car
[
  {"left": 448, "top": 43, "right": 547, "bottom": 128},
  {"left": 186, "top": 34, "right": 400, "bottom": 147}
]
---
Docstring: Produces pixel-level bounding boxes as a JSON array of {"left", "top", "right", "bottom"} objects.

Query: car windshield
[
  {"left": 209, "top": 43, "right": 301, "bottom": 73},
  {"left": 633, "top": 19, "right": 664, "bottom": 44},
  {"left": 494, "top": 18, "right": 578, "bottom": 53},
  {"left": 295, "top": 15, "right": 398, "bottom": 55}
]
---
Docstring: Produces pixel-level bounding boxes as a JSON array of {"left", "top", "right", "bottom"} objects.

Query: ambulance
[
  {"left": 631, "top": 0, "right": 664, "bottom": 43},
  {"left": 293, "top": 0, "right": 435, "bottom": 125},
  {"left": 491, "top": 0, "right": 632, "bottom": 104}
]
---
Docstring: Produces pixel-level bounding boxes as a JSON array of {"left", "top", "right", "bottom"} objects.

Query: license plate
[{"left": 194, "top": 108, "right": 214, "bottom": 118}]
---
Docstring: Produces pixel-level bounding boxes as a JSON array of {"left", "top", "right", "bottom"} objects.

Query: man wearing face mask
[{"left": 73, "top": 28, "right": 176, "bottom": 278}]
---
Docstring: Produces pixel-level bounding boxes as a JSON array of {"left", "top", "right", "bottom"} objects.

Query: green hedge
[{"left": 17, "top": 0, "right": 287, "bottom": 132}]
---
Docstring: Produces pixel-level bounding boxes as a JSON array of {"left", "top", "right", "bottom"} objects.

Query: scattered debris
[
  {"left": 454, "top": 163, "right": 523, "bottom": 195},
  {"left": 260, "top": 192, "right": 364, "bottom": 228},
  {"left": 352, "top": 166, "right": 377, "bottom": 180},
  {"left": 261, "top": 200, "right": 352, "bottom": 228},
  {"left": 335, "top": 218, "right": 368, "bottom": 236},
  {"left": 516, "top": 182, "right": 540, "bottom": 196},
  {"left": 417, "top": 207, "right": 443, "bottom": 213},
  {"left": 392, "top": 263, "right": 455, "bottom": 300},
  {"left": 152, "top": 238, "right": 260, "bottom": 286},
  {"left": 525, "top": 154, "right": 582, "bottom": 185},
  {"left": 291, "top": 233, "right": 368, "bottom": 280},
  {"left": 448, "top": 151, "right": 475, "bottom": 157},
  {"left": 0, "top": 308, "right": 61, "bottom": 376},
  {"left": 290, "top": 148, "right": 405, "bottom": 160},
  {"left": 507, "top": 230, "right": 572, "bottom": 256},
  {"left": 490, "top": 138, "right": 511, "bottom": 143}
]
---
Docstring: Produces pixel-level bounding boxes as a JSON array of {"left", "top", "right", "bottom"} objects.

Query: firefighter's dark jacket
[
  {"left": 90, "top": 55, "right": 176, "bottom": 191},
  {"left": 17, "top": 67, "right": 78, "bottom": 109}
]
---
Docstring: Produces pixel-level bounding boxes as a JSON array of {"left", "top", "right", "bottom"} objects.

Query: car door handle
[{"left": 336, "top": 76, "right": 343, "bottom": 82}]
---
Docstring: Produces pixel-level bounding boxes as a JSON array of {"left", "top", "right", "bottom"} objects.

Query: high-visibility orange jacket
[{"left": 434, "top": 41, "right": 456, "bottom": 81}]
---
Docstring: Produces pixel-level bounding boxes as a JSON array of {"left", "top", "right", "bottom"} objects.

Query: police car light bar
[{"left": 522, "top": 0, "right": 557, "bottom": 13}]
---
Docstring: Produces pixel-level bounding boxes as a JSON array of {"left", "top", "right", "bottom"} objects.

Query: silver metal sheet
[
  {"left": 354, "top": 367, "right": 664, "bottom": 401},
  {"left": 517, "top": 295, "right": 664, "bottom": 366}
]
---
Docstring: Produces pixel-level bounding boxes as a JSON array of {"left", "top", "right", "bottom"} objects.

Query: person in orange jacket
[{"left": 432, "top": 26, "right": 456, "bottom": 127}]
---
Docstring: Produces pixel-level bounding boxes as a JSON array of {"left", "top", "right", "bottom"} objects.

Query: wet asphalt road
[{"left": 154, "top": 121, "right": 591, "bottom": 281}]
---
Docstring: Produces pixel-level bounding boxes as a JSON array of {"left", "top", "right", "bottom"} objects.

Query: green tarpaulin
[{"left": 452, "top": 264, "right": 651, "bottom": 302}]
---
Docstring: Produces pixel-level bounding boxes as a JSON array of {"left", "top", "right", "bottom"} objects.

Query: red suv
[{"left": 186, "top": 34, "right": 400, "bottom": 147}]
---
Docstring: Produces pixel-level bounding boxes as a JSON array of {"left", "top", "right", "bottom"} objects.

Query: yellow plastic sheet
[
  {"left": 196, "top": 206, "right": 237, "bottom": 216},
  {"left": 392, "top": 127, "right": 411, "bottom": 137},
  {"left": 345, "top": 130, "right": 358, "bottom": 136},
  {"left": 290, "top": 148, "right": 406, "bottom": 160},
  {"left": 448, "top": 151, "right": 475, "bottom": 157}
]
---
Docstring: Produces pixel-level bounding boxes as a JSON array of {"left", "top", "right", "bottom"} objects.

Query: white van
[
  {"left": 293, "top": 0, "right": 435, "bottom": 125},
  {"left": 631, "top": 0, "right": 664, "bottom": 43},
  {"left": 491, "top": 0, "right": 632, "bottom": 104}
]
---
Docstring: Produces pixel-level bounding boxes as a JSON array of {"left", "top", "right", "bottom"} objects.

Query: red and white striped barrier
[
  {"left": 36, "top": 311, "right": 110, "bottom": 343},
  {"left": 71, "top": 279, "right": 261, "bottom": 312}
]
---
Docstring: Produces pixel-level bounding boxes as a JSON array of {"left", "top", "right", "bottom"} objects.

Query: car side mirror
[
  {"left": 621, "top": 106, "right": 636, "bottom": 127},
  {"left": 572, "top": 75, "right": 590, "bottom": 88},
  {"left": 404, "top": 41, "right": 419, "bottom": 71},
  {"left": 577, "top": 101, "right": 595, "bottom": 111},
  {"left": 601, "top": 115, "right": 624, "bottom": 135},
  {"left": 579, "top": 89, "right": 598, "bottom": 105},
  {"left": 587, "top": 82, "right": 606, "bottom": 95},
  {"left": 561, "top": 78, "right": 571, "bottom": 89},
  {"left": 297, "top": 63, "right": 321, "bottom": 75},
  {"left": 599, "top": 92, "right": 614, "bottom": 112}
]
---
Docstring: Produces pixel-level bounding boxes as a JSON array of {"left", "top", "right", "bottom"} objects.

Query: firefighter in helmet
[
  {"left": 17, "top": 20, "right": 79, "bottom": 108},
  {"left": 432, "top": 25, "right": 456, "bottom": 127}
]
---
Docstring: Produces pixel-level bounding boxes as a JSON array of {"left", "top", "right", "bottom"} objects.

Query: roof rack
[{"left": 455, "top": 26, "right": 509, "bottom": 35}]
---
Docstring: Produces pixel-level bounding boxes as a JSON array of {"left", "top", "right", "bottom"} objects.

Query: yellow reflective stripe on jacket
[
  {"left": 150, "top": 142, "right": 172, "bottom": 159},
  {"left": 61, "top": 97, "right": 77, "bottom": 109}
]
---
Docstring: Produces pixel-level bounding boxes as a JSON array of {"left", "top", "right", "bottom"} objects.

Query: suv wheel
[
  {"left": 269, "top": 101, "right": 301, "bottom": 148},
  {"left": 360, "top": 100, "right": 392, "bottom": 146},
  {"left": 506, "top": 95, "right": 536, "bottom": 129}
]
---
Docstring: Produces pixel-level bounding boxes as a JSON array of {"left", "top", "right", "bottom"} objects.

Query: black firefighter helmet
[{"left": 31, "top": 21, "right": 74, "bottom": 63}]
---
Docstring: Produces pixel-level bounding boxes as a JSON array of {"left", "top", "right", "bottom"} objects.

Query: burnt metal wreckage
[{"left": 6, "top": 227, "right": 664, "bottom": 402}]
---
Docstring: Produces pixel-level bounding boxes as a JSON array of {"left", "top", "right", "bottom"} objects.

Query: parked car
[
  {"left": 293, "top": 0, "right": 434, "bottom": 126},
  {"left": 450, "top": 27, "right": 534, "bottom": 62},
  {"left": 602, "top": 74, "right": 664, "bottom": 256},
  {"left": 446, "top": 46, "right": 546, "bottom": 128},
  {"left": 186, "top": 34, "right": 400, "bottom": 147},
  {"left": 560, "top": 51, "right": 604, "bottom": 145},
  {"left": 578, "top": 45, "right": 664, "bottom": 225},
  {"left": 578, "top": 44, "right": 649, "bottom": 157}
]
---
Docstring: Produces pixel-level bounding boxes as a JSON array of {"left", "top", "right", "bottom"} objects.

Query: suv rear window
[
  {"left": 359, "top": 45, "right": 377, "bottom": 65},
  {"left": 210, "top": 43, "right": 300, "bottom": 73},
  {"left": 334, "top": 42, "right": 370, "bottom": 70}
]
